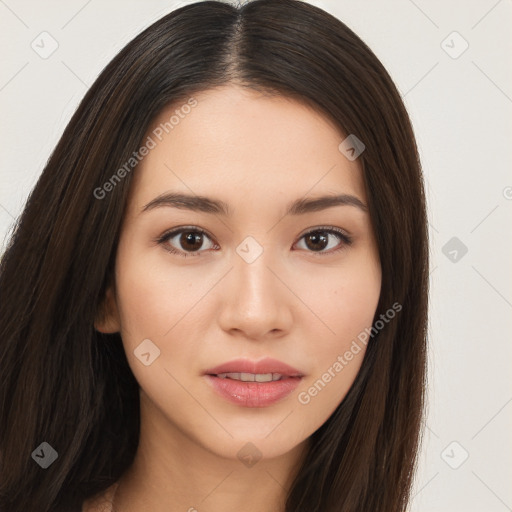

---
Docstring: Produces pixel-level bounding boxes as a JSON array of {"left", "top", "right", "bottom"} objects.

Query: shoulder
[{"left": 81, "top": 482, "right": 119, "bottom": 512}]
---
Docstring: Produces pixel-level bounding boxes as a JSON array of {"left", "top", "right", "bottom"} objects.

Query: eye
[
  {"left": 294, "top": 227, "right": 352, "bottom": 255},
  {"left": 156, "top": 225, "right": 352, "bottom": 258},
  {"left": 156, "top": 227, "right": 218, "bottom": 257}
]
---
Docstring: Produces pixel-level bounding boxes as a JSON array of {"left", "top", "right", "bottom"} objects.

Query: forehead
[{"left": 128, "top": 85, "right": 367, "bottom": 211}]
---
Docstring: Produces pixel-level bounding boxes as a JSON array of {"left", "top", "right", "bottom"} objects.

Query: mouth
[
  {"left": 203, "top": 358, "right": 304, "bottom": 408},
  {"left": 215, "top": 372, "right": 291, "bottom": 382}
]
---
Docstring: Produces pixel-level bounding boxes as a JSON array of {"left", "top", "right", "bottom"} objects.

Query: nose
[{"left": 217, "top": 247, "right": 293, "bottom": 341}]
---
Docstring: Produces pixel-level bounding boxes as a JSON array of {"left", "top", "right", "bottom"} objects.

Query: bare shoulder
[{"left": 81, "top": 482, "right": 119, "bottom": 512}]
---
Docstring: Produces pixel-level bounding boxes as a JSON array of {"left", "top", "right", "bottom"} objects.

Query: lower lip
[{"left": 205, "top": 375, "right": 302, "bottom": 407}]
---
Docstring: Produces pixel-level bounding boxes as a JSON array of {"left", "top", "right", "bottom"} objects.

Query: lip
[
  {"left": 204, "top": 357, "right": 304, "bottom": 408},
  {"left": 204, "top": 357, "right": 303, "bottom": 377}
]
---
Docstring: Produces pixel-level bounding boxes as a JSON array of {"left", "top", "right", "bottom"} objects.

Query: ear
[{"left": 94, "top": 285, "right": 121, "bottom": 333}]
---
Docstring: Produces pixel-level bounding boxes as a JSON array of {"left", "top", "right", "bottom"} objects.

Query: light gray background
[{"left": 1, "top": 1, "right": 511, "bottom": 510}]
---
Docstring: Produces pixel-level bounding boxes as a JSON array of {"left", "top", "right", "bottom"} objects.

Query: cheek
[
  {"left": 293, "top": 251, "right": 381, "bottom": 346},
  {"left": 114, "top": 248, "right": 205, "bottom": 342},
  {"left": 292, "top": 252, "right": 381, "bottom": 410},
  {"left": 113, "top": 250, "right": 208, "bottom": 408}
]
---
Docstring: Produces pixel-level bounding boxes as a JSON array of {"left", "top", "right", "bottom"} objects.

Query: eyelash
[{"left": 155, "top": 225, "right": 353, "bottom": 258}]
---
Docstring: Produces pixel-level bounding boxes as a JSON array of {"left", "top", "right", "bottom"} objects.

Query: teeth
[{"left": 216, "top": 372, "right": 283, "bottom": 382}]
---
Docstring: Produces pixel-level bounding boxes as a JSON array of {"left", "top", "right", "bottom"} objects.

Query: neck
[{"left": 112, "top": 392, "right": 309, "bottom": 512}]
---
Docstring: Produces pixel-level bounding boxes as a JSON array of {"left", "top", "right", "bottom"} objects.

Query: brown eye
[
  {"left": 295, "top": 227, "right": 352, "bottom": 255},
  {"left": 304, "top": 232, "right": 329, "bottom": 251},
  {"left": 158, "top": 227, "right": 217, "bottom": 257},
  {"left": 179, "top": 231, "right": 204, "bottom": 252}
]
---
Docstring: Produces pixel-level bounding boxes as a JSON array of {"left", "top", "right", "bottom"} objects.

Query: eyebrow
[{"left": 141, "top": 192, "right": 368, "bottom": 216}]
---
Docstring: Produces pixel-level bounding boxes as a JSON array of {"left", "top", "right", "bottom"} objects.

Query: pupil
[
  {"left": 181, "top": 232, "right": 202, "bottom": 251},
  {"left": 306, "top": 232, "right": 327, "bottom": 251}
]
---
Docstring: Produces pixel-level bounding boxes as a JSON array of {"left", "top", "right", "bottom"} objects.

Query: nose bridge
[
  {"left": 233, "top": 237, "right": 280, "bottom": 309},
  {"left": 217, "top": 235, "right": 291, "bottom": 337}
]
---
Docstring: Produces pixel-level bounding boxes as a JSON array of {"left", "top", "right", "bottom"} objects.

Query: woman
[{"left": 0, "top": 1, "right": 429, "bottom": 511}]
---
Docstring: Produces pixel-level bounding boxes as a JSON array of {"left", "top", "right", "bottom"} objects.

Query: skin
[{"left": 95, "top": 84, "right": 381, "bottom": 512}]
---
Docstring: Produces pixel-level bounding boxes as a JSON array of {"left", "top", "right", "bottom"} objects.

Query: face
[{"left": 96, "top": 84, "right": 381, "bottom": 463}]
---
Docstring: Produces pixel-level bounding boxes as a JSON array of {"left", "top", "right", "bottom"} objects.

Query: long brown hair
[{"left": 0, "top": 1, "right": 429, "bottom": 510}]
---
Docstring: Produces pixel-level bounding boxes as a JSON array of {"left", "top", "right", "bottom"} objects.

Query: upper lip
[{"left": 204, "top": 357, "right": 304, "bottom": 377}]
